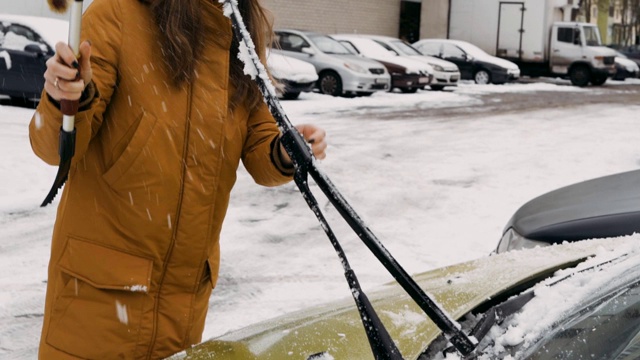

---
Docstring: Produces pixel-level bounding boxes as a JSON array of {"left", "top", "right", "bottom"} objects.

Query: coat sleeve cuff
[
  {"left": 45, "top": 80, "right": 99, "bottom": 113},
  {"left": 270, "top": 135, "right": 295, "bottom": 177}
]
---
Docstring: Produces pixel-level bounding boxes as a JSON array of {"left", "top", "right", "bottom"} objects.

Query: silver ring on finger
[{"left": 54, "top": 77, "right": 60, "bottom": 90}]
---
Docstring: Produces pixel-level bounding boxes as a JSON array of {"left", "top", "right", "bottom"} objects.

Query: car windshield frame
[{"left": 307, "top": 34, "right": 353, "bottom": 55}]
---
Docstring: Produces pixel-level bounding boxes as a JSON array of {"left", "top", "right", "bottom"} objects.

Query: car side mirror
[
  {"left": 24, "top": 44, "right": 46, "bottom": 55},
  {"left": 464, "top": 54, "right": 474, "bottom": 62},
  {"left": 301, "top": 47, "right": 316, "bottom": 56}
]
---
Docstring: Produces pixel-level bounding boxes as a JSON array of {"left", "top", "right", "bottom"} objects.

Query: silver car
[
  {"left": 273, "top": 29, "right": 391, "bottom": 97},
  {"left": 360, "top": 34, "right": 461, "bottom": 91}
]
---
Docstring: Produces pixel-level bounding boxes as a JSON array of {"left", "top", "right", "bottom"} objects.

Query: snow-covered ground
[{"left": 1, "top": 79, "right": 640, "bottom": 359}]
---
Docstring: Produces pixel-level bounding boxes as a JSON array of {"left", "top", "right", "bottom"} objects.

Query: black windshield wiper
[{"left": 223, "top": 0, "right": 477, "bottom": 357}]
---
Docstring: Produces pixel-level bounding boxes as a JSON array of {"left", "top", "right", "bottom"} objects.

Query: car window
[
  {"left": 582, "top": 26, "right": 602, "bottom": 46},
  {"left": 557, "top": 27, "right": 577, "bottom": 44},
  {"left": 442, "top": 43, "right": 465, "bottom": 59},
  {"left": 524, "top": 282, "right": 640, "bottom": 359},
  {"left": 415, "top": 42, "right": 441, "bottom": 56},
  {"left": 275, "top": 33, "right": 310, "bottom": 53},
  {"left": 307, "top": 34, "right": 352, "bottom": 55}
]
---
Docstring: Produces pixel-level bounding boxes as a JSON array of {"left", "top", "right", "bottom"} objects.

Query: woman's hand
[
  {"left": 44, "top": 40, "right": 92, "bottom": 102},
  {"left": 280, "top": 124, "right": 327, "bottom": 167}
]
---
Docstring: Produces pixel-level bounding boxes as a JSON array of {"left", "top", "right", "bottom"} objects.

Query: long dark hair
[{"left": 138, "top": 0, "right": 272, "bottom": 110}]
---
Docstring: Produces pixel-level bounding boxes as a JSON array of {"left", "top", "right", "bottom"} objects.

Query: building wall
[
  {"left": 262, "top": 0, "right": 402, "bottom": 36},
  {"left": 420, "top": 0, "right": 450, "bottom": 39}
]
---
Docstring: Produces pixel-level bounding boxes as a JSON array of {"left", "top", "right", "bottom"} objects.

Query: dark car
[
  {"left": 496, "top": 169, "right": 640, "bottom": 253},
  {"left": 613, "top": 51, "right": 640, "bottom": 80},
  {"left": 617, "top": 44, "right": 640, "bottom": 61},
  {"left": 0, "top": 14, "right": 68, "bottom": 103},
  {"left": 413, "top": 38, "right": 520, "bottom": 85}
]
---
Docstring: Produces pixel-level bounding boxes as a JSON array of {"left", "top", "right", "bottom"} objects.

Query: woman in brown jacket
[{"left": 29, "top": 0, "right": 326, "bottom": 358}]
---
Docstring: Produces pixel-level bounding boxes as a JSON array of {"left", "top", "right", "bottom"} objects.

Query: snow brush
[
  {"left": 220, "top": 0, "right": 478, "bottom": 357},
  {"left": 41, "top": 0, "right": 84, "bottom": 207}
]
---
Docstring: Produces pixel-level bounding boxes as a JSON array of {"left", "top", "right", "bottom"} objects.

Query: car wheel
[
  {"left": 474, "top": 69, "right": 491, "bottom": 84},
  {"left": 282, "top": 91, "right": 300, "bottom": 100},
  {"left": 569, "top": 65, "right": 590, "bottom": 87},
  {"left": 590, "top": 75, "right": 607, "bottom": 86},
  {"left": 400, "top": 87, "right": 419, "bottom": 93},
  {"left": 430, "top": 85, "right": 445, "bottom": 91},
  {"left": 318, "top": 71, "right": 342, "bottom": 96}
]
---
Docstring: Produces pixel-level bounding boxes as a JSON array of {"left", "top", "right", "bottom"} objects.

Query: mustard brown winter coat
[{"left": 29, "top": 0, "right": 293, "bottom": 358}]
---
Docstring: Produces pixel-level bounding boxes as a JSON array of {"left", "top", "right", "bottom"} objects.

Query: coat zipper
[{"left": 145, "top": 83, "right": 194, "bottom": 359}]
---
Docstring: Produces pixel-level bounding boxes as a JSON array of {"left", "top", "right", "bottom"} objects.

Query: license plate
[
  {"left": 418, "top": 77, "right": 429, "bottom": 84},
  {"left": 375, "top": 78, "right": 388, "bottom": 84}
]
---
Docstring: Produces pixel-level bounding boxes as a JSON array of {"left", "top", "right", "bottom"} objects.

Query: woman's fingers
[{"left": 44, "top": 42, "right": 88, "bottom": 101}]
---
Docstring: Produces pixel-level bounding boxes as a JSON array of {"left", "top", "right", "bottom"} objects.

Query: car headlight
[
  {"left": 496, "top": 228, "right": 549, "bottom": 253},
  {"left": 344, "top": 62, "right": 368, "bottom": 74},
  {"left": 432, "top": 64, "right": 444, "bottom": 72}
]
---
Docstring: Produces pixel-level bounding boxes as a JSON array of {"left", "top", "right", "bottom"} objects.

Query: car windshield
[
  {"left": 583, "top": 25, "right": 602, "bottom": 46},
  {"left": 348, "top": 38, "right": 395, "bottom": 58},
  {"left": 390, "top": 40, "right": 422, "bottom": 55},
  {"left": 522, "top": 281, "right": 640, "bottom": 359},
  {"left": 308, "top": 35, "right": 352, "bottom": 55}
]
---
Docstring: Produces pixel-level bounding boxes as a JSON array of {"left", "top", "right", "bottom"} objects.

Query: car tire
[
  {"left": 430, "top": 85, "right": 445, "bottom": 91},
  {"left": 400, "top": 87, "right": 419, "bottom": 93},
  {"left": 474, "top": 69, "right": 491, "bottom": 84},
  {"left": 318, "top": 71, "right": 342, "bottom": 97},
  {"left": 590, "top": 75, "right": 607, "bottom": 86},
  {"left": 569, "top": 65, "right": 591, "bottom": 87},
  {"left": 282, "top": 91, "right": 300, "bottom": 100}
]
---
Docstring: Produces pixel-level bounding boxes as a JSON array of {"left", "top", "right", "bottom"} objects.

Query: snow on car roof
[{"left": 0, "top": 14, "right": 69, "bottom": 48}]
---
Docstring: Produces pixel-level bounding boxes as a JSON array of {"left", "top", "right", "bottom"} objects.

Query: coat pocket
[
  {"left": 46, "top": 238, "right": 153, "bottom": 359},
  {"left": 102, "top": 110, "right": 158, "bottom": 190}
]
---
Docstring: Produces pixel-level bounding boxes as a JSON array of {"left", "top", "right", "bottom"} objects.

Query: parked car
[
  {"left": 168, "top": 235, "right": 640, "bottom": 359},
  {"left": 353, "top": 34, "right": 461, "bottom": 91},
  {"left": 413, "top": 38, "right": 520, "bottom": 85},
  {"left": 331, "top": 34, "right": 433, "bottom": 93},
  {"left": 266, "top": 51, "right": 318, "bottom": 100},
  {"left": 612, "top": 51, "right": 640, "bottom": 81},
  {"left": 0, "top": 14, "right": 68, "bottom": 102},
  {"left": 496, "top": 169, "right": 640, "bottom": 254},
  {"left": 273, "top": 29, "right": 391, "bottom": 97},
  {"left": 616, "top": 44, "right": 640, "bottom": 61}
]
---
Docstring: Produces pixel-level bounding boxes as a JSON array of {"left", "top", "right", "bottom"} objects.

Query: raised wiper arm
[{"left": 221, "top": 0, "right": 478, "bottom": 356}]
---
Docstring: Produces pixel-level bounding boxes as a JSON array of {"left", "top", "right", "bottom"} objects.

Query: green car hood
[{"left": 169, "top": 238, "right": 625, "bottom": 360}]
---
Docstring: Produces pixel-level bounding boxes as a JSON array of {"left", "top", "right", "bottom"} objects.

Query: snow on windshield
[
  {"left": 455, "top": 41, "right": 491, "bottom": 58},
  {"left": 1, "top": 31, "right": 43, "bottom": 52},
  {"left": 471, "top": 235, "right": 640, "bottom": 359},
  {"left": 390, "top": 40, "right": 422, "bottom": 56},
  {"left": 345, "top": 38, "right": 397, "bottom": 59}
]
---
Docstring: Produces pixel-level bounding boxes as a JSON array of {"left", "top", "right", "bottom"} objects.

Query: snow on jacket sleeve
[{"left": 28, "top": 0, "right": 121, "bottom": 166}]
